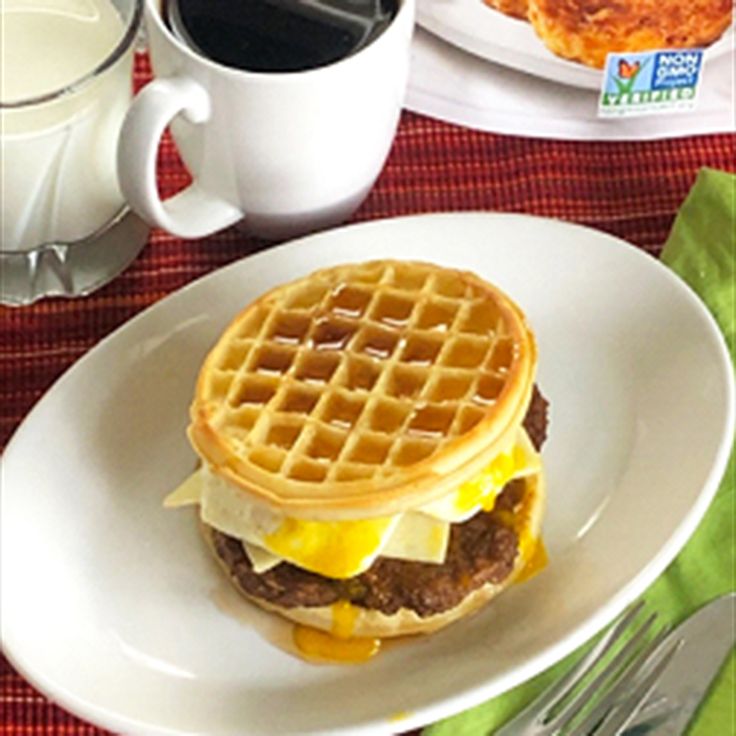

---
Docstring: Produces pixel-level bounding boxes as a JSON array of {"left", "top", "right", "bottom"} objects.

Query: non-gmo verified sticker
[{"left": 598, "top": 48, "right": 705, "bottom": 117}]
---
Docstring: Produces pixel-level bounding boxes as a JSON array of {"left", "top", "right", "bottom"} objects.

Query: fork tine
[
  {"left": 550, "top": 611, "right": 658, "bottom": 730},
  {"left": 532, "top": 602, "right": 647, "bottom": 714},
  {"left": 494, "top": 603, "right": 647, "bottom": 736},
  {"left": 567, "top": 625, "right": 671, "bottom": 734},
  {"left": 588, "top": 635, "right": 683, "bottom": 736}
]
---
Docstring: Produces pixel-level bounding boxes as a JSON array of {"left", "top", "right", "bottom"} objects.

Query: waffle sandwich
[{"left": 166, "top": 260, "right": 548, "bottom": 660}]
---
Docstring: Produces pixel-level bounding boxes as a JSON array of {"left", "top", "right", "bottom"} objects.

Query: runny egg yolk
[
  {"left": 516, "top": 539, "right": 548, "bottom": 583},
  {"left": 454, "top": 445, "right": 527, "bottom": 514},
  {"left": 293, "top": 601, "right": 381, "bottom": 664},
  {"left": 494, "top": 471, "right": 548, "bottom": 584},
  {"left": 264, "top": 516, "right": 396, "bottom": 579}
]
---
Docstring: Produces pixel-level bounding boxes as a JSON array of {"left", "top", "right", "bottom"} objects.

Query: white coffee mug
[{"left": 118, "top": 0, "right": 414, "bottom": 239}]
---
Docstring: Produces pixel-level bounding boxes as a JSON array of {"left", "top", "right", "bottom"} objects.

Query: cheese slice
[
  {"left": 163, "top": 470, "right": 201, "bottom": 507},
  {"left": 381, "top": 512, "right": 450, "bottom": 563},
  {"left": 237, "top": 510, "right": 449, "bottom": 575},
  {"left": 243, "top": 541, "right": 282, "bottom": 573}
]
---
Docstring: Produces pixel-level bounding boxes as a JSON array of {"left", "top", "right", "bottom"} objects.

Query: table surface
[{"left": 1, "top": 55, "right": 735, "bottom": 736}]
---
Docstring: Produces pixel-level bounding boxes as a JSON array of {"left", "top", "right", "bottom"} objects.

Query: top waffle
[{"left": 189, "top": 260, "right": 537, "bottom": 518}]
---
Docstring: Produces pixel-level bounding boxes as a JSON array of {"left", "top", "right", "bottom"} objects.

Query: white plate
[
  {"left": 416, "top": 0, "right": 736, "bottom": 90},
  {"left": 406, "top": 28, "right": 736, "bottom": 140},
  {"left": 1, "top": 213, "right": 733, "bottom": 736}
]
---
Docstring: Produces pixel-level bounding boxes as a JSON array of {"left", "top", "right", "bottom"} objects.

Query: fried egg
[{"left": 165, "top": 429, "right": 541, "bottom": 578}]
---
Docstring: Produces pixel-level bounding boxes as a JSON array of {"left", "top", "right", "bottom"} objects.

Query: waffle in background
[
  {"left": 528, "top": 0, "right": 733, "bottom": 68},
  {"left": 482, "top": 0, "right": 528, "bottom": 20}
]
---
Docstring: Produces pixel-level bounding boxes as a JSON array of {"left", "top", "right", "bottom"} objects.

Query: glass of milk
[{"left": 0, "top": 0, "right": 147, "bottom": 305}]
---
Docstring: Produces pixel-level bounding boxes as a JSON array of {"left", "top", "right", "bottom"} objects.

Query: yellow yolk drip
[
  {"left": 265, "top": 517, "right": 395, "bottom": 579},
  {"left": 454, "top": 445, "right": 527, "bottom": 514},
  {"left": 495, "top": 475, "right": 548, "bottom": 584},
  {"left": 293, "top": 601, "right": 382, "bottom": 664},
  {"left": 516, "top": 539, "right": 548, "bottom": 583}
]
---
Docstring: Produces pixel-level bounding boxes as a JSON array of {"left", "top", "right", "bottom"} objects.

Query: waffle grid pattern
[{"left": 202, "top": 262, "right": 518, "bottom": 486}]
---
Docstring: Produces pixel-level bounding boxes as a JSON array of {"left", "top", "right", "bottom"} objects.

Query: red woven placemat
[{"left": 1, "top": 54, "right": 735, "bottom": 735}]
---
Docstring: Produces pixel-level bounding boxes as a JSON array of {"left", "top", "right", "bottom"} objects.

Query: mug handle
[{"left": 117, "top": 77, "right": 243, "bottom": 238}]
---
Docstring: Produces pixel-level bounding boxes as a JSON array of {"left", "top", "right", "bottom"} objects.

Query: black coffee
[{"left": 165, "top": 0, "right": 399, "bottom": 73}]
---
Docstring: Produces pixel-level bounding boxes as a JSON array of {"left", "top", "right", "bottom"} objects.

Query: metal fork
[{"left": 495, "top": 602, "right": 684, "bottom": 736}]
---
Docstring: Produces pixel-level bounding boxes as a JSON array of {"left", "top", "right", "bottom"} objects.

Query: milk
[{"left": 1, "top": 0, "right": 133, "bottom": 251}]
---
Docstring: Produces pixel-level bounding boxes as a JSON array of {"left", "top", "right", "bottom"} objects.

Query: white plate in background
[
  {"left": 406, "top": 26, "right": 736, "bottom": 139},
  {"left": 416, "top": 0, "right": 736, "bottom": 90},
  {"left": 2, "top": 213, "right": 733, "bottom": 735}
]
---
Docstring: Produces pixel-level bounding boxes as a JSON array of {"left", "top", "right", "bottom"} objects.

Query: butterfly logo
[
  {"left": 617, "top": 59, "right": 640, "bottom": 79},
  {"left": 612, "top": 56, "right": 650, "bottom": 94}
]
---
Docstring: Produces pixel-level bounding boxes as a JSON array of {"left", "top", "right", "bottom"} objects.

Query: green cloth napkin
[{"left": 424, "top": 168, "right": 736, "bottom": 736}]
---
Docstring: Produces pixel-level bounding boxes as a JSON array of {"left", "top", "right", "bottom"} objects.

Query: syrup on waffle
[{"left": 189, "top": 261, "right": 536, "bottom": 514}]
